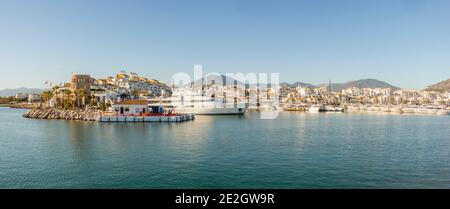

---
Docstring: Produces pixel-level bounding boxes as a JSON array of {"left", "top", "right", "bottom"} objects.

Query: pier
[{"left": 97, "top": 113, "right": 195, "bottom": 122}]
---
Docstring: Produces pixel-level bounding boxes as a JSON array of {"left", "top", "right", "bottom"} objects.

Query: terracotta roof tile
[{"left": 114, "top": 100, "right": 148, "bottom": 105}]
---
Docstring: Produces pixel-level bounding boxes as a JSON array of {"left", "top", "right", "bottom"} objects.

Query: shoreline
[{"left": 0, "top": 103, "right": 40, "bottom": 109}]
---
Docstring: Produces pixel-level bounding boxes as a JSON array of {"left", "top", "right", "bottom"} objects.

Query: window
[{"left": 125, "top": 107, "right": 129, "bottom": 112}]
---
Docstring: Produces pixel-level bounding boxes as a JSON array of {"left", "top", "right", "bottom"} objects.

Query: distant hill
[
  {"left": 280, "top": 82, "right": 316, "bottom": 89},
  {"left": 187, "top": 77, "right": 399, "bottom": 91},
  {"left": 425, "top": 78, "right": 450, "bottom": 92},
  {"left": 189, "top": 74, "right": 247, "bottom": 87},
  {"left": 190, "top": 75, "right": 316, "bottom": 88},
  {"left": 319, "top": 79, "right": 399, "bottom": 92},
  {"left": 0, "top": 87, "right": 46, "bottom": 97}
]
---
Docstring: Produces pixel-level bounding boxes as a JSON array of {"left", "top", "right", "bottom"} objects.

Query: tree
[
  {"left": 90, "top": 96, "right": 98, "bottom": 107},
  {"left": 64, "top": 89, "right": 72, "bottom": 109},
  {"left": 52, "top": 86, "right": 60, "bottom": 92},
  {"left": 76, "top": 89, "right": 86, "bottom": 108},
  {"left": 131, "top": 89, "right": 140, "bottom": 99},
  {"left": 41, "top": 90, "right": 53, "bottom": 102}
]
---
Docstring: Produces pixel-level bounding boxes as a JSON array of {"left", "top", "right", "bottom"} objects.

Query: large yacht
[{"left": 149, "top": 88, "right": 247, "bottom": 115}]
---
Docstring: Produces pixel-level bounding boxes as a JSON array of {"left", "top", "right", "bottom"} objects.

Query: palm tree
[
  {"left": 65, "top": 89, "right": 72, "bottom": 109},
  {"left": 76, "top": 89, "right": 86, "bottom": 109},
  {"left": 89, "top": 95, "right": 98, "bottom": 107},
  {"left": 41, "top": 90, "right": 53, "bottom": 102},
  {"left": 52, "top": 86, "right": 60, "bottom": 92}
]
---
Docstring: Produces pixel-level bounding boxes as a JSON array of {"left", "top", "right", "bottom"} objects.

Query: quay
[
  {"left": 99, "top": 100, "right": 195, "bottom": 122},
  {"left": 97, "top": 113, "right": 195, "bottom": 122}
]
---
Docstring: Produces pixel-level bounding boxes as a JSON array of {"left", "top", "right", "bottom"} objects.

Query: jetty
[{"left": 97, "top": 113, "right": 195, "bottom": 122}]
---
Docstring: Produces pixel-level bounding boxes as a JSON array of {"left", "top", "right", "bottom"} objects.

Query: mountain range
[
  {"left": 280, "top": 82, "right": 316, "bottom": 89},
  {"left": 0, "top": 87, "right": 46, "bottom": 97},
  {"left": 319, "top": 79, "right": 400, "bottom": 91},
  {"left": 425, "top": 78, "right": 450, "bottom": 92},
  {"left": 188, "top": 76, "right": 401, "bottom": 91},
  {"left": 189, "top": 74, "right": 244, "bottom": 87},
  {"left": 281, "top": 79, "right": 399, "bottom": 92}
]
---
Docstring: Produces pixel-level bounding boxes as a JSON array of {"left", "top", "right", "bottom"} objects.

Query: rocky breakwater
[{"left": 23, "top": 108, "right": 103, "bottom": 121}]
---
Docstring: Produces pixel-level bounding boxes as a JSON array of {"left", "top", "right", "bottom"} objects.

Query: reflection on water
[{"left": 0, "top": 108, "right": 450, "bottom": 188}]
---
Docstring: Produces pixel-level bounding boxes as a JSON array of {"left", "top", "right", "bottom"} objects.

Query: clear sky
[{"left": 1, "top": 0, "right": 450, "bottom": 90}]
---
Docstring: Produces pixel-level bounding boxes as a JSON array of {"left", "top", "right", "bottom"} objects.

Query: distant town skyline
[{"left": 1, "top": 0, "right": 450, "bottom": 90}]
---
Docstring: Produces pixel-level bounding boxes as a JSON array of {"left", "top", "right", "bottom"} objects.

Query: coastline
[{"left": 0, "top": 103, "right": 39, "bottom": 109}]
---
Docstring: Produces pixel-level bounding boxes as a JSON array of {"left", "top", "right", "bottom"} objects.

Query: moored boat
[
  {"left": 390, "top": 106, "right": 403, "bottom": 113},
  {"left": 308, "top": 105, "right": 326, "bottom": 113},
  {"left": 436, "top": 109, "right": 450, "bottom": 115},
  {"left": 151, "top": 88, "right": 247, "bottom": 115},
  {"left": 346, "top": 105, "right": 361, "bottom": 112}
]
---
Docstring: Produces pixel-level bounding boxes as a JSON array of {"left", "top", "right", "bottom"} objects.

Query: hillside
[
  {"left": 187, "top": 77, "right": 400, "bottom": 91},
  {"left": 280, "top": 82, "right": 316, "bottom": 89},
  {"left": 425, "top": 78, "right": 450, "bottom": 92},
  {"left": 189, "top": 74, "right": 247, "bottom": 87},
  {"left": 319, "top": 79, "right": 399, "bottom": 92}
]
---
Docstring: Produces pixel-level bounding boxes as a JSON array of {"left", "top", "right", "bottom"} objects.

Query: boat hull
[{"left": 308, "top": 106, "right": 326, "bottom": 113}]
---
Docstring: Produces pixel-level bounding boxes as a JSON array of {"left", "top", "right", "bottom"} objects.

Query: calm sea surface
[{"left": 0, "top": 107, "right": 449, "bottom": 188}]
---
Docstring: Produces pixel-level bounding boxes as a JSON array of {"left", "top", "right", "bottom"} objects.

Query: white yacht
[
  {"left": 402, "top": 105, "right": 417, "bottom": 113},
  {"left": 437, "top": 109, "right": 450, "bottom": 115},
  {"left": 308, "top": 105, "right": 326, "bottom": 113},
  {"left": 390, "top": 106, "right": 404, "bottom": 113},
  {"left": 346, "top": 105, "right": 361, "bottom": 112},
  {"left": 151, "top": 88, "right": 246, "bottom": 115}
]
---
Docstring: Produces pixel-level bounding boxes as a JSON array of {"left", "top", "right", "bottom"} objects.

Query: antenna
[{"left": 328, "top": 80, "right": 333, "bottom": 92}]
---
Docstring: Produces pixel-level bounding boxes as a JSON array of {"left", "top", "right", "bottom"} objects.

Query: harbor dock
[{"left": 97, "top": 113, "right": 195, "bottom": 122}]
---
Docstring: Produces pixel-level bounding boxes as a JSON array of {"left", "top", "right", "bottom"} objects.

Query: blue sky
[{"left": 1, "top": 0, "right": 450, "bottom": 90}]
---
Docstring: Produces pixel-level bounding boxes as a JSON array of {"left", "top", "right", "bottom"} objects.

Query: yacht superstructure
[{"left": 150, "top": 88, "right": 247, "bottom": 115}]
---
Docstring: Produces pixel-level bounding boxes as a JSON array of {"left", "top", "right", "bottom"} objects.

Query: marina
[
  {"left": 9, "top": 72, "right": 450, "bottom": 123},
  {"left": 281, "top": 103, "right": 450, "bottom": 115},
  {"left": 2, "top": 0, "right": 450, "bottom": 195}
]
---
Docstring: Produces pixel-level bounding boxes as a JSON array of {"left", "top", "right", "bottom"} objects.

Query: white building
[
  {"left": 298, "top": 87, "right": 313, "bottom": 97},
  {"left": 15, "top": 93, "right": 29, "bottom": 100},
  {"left": 49, "top": 98, "right": 57, "bottom": 108},
  {"left": 111, "top": 100, "right": 149, "bottom": 116},
  {"left": 27, "top": 93, "right": 41, "bottom": 102}
]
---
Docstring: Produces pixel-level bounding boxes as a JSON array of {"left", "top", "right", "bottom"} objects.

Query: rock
[{"left": 22, "top": 108, "right": 103, "bottom": 121}]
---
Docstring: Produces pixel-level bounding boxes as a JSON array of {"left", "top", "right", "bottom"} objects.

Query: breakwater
[
  {"left": 22, "top": 108, "right": 195, "bottom": 122},
  {"left": 23, "top": 108, "right": 102, "bottom": 121}
]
